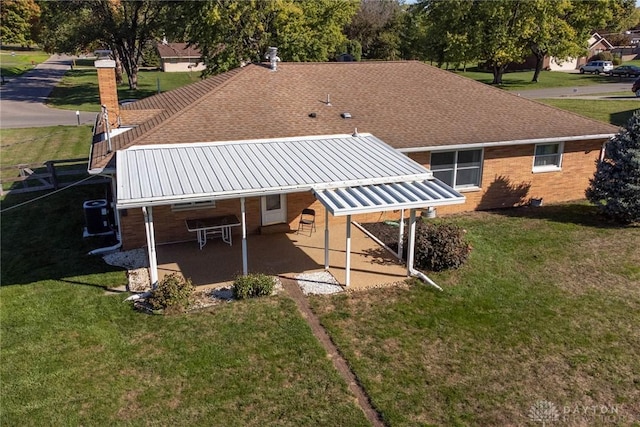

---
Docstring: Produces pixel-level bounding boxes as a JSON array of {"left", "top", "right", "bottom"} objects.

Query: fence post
[{"left": 46, "top": 161, "right": 59, "bottom": 190}]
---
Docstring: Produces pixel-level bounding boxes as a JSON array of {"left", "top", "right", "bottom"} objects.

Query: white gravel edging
[{"left": 295, "top": 271, "right": 343, "bottom": 295}]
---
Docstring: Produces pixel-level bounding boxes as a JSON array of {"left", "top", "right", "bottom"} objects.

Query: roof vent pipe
[
  {"left": 326, "top": 93, "right": 332, "bottom": 106},
  {"left": 265, "top": 46, "right": 280, "bottom": 71}
]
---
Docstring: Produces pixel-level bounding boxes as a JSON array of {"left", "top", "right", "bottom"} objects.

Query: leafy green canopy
[
  {"left": 0, "top": 0, "right": 40, "bottom": 47},
  {"left": 178, "top": 0, "right": 359, "bottom": 75},
  {"left": 586, "top": 111, "right": 640, "bottom": 224}
]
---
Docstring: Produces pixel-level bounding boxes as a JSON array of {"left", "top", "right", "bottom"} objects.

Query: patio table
[{"left": 185, "top": 214, "right": 241, "bottom": 250}]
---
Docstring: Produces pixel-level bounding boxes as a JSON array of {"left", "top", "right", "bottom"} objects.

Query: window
[
  {"left": 171, "top": 200, "right": 216, "bottom": 212},
  {"left": 431, "top": 149, "right": 482, "bottom": 189},
  {"left": 533, "top": 143, "right": 563, "bottom": 171}
]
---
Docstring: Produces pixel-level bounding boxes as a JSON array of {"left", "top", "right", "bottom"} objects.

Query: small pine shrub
[
  {"left": 233, "top": 273, "right": 275, "bottom": 299},
  {"left": 147, "top": 273, "right": 194, "bottom": 312},
  {"left": 404, "top": 222, "right": 471, "bottom": 271}
]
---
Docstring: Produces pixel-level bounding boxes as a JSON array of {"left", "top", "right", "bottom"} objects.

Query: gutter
[{"left": 398, "top": 134, "right": 615, "bottom": 153}]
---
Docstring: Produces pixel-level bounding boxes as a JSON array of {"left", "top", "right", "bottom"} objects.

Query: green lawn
[
  {"left": 47, "top": 66, "right": 203, "bottom": 111},
  {"left": 311, "top": 206, "right": 640, "bottom": 426},
  {"left": 0, "top": 46, "right": 50, "bottom": 79},
  {"left": 538, "top": 99, "right": 638, "bottom": 127},
  {"left": 453, "top": 67, "right": 612, "bottom": 91},
  {"left": 0, "top": 126, "right": 92, "bottom": 167},
  {"left": 2, "top": 187, "right": 638, "bottom": 425},
  {"left": 0, "top": 185, "right": 369, "bottom": 426}
]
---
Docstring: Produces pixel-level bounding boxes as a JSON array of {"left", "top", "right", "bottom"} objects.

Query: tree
[
  {"left": 179, "top": 0, "right": 358, "bottom": 76},
  {"left": 586, "top": 112, "right": 640, "bottom": 224},
  {"left": 38, "top": 1, "right": 174, "bottom": 90},
  {"left": 0, "top": 0, "right": 40, "bottom": 47},
  {"left": 344, "top": 0, "right": 405, "bottom": 60}
]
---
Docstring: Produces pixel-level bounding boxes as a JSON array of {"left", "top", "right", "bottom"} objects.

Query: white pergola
[{"left": 115, "top": 133, "right": 465, "bottom": 287}]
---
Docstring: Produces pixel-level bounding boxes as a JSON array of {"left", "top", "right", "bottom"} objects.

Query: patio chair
[{"left": 297, "top": 208, "right": 316, "bottom": 235}]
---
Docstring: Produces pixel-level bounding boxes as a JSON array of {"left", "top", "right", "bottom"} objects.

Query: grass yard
[
  {"left": 311, "top": 205, "right": 640, "bottom": 426},
  {"left": 538, "top": 99, "right": 639, "bottom": 127},
  {"left": 0, "top": 186, "right": 369, "bottom": 426},
  {"left": 0, "top": 125, "right": 94, "bottom": 191},
  {"left": 47, "top": 67, "right": 203, "bottom": 112},
  {"left": 0, "top": 46, "right": 50, "bottom": 79},
  {"left": 454, "top": 67, "right": 613, "bottom": 91}
]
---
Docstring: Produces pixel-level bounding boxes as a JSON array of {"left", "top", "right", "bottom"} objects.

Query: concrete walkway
[{"left": 0, "top": 54, "right": 96, "bottom": 129}]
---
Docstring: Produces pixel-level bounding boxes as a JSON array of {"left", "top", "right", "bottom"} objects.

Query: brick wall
[{"left": 409, "top": 139, "right": 603, "bottom": 215}]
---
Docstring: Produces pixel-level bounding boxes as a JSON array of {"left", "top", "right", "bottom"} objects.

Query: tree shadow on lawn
[
  {"left": 483, "top": 202, "right": 633, "bottom": 229},
  {"left": 0, "top": 184, "right": 125, "bottom": 287}
]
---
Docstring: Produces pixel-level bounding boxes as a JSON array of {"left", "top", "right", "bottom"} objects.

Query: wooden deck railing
[{"left": 0, "top": 158, "right": 109, "bottom": 195}]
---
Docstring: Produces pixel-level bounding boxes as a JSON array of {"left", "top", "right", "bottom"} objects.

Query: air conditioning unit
[{"left": 83, "top": 199, "right": 111, "bottom": 235}]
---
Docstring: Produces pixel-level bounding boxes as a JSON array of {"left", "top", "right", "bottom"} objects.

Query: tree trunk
[
  {"left": 114, "top": 54, "right": 124, "bottom": 85},
  {"left": 491, "top": 64, "right": 506, "bottom": 85},
  {"left": 530, "top": 44, "right": 546, "bottom": 83}
]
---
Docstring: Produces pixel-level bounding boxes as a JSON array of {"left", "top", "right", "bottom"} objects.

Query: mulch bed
[{"left": 360, "top": 221, "right": 404, "bottom": 254}]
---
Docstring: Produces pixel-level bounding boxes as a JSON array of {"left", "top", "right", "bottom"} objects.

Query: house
[
  {"left": 88, "top": 55, "right": 617, "bottom": 286},
  {"left": 156, "top": 41, "right": 206, "bottom": 72},
  {"left": 511, "top": 32, "right": 614, "bottom": 72}
]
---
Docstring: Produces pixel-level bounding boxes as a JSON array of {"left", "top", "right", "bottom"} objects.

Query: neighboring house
[
  {"left": 511, "top": 32, "right": 614, "bottom": 72},
  {"left": 156, "top": 41, "right": 206, "bottom": 72},
  {"left": 89, "top": 57, "right": 617, "bottom": 284}
]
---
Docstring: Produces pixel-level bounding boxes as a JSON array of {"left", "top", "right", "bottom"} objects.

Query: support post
[
  {"left": 398, "top": 208, "right": 405, "bottom": 260},
  {"left": 241, "top": 197, "right": 248, "bottom": 275},
  {"left": 345, "top": 214, "right": 352, "bottom": 287},
  {"left": 324, "top": 208, "right": 329, "bottom": 270},
  {"left": 142, "top": 206, "right": 159, "bottom": 288},
  {"left": 406, "top": 209, "right": 416, "bottom": 277}
]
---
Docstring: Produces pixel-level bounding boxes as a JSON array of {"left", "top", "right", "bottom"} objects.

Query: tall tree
[
  {"left": 179, "top": 0, "right": 358, "bottom": 76},
  {"left": 1, "top": 0, "right": 40, "bottom": 47},
  {"left": 344, "top": 0, "right": 405, "bottom": 60},
  {"left": 38, "top": 0, "right": 173, "bottom": 89},
  {"left": 586, "top": 112, "right": 640, "bottom": 224}
]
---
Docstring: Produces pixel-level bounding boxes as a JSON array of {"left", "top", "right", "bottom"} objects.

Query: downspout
[{"left": 406, "top": 208, "right": 443, "bottom": 292}]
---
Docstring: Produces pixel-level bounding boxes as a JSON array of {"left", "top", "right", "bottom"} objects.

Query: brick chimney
[{"left": 94, "top": 54, "right": 120, "bottom": 129}]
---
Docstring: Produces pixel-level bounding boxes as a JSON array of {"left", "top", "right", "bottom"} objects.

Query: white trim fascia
[
  {"left": 124, "top": 133, "right": 373, "bottom": 151},
  {"left": 398, "top": 134, "right": 615, "bottom": 153}
]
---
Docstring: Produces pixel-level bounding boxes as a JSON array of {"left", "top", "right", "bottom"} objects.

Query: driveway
[{"left": 0, "top": 54, "right": 97, "bottom": 129}]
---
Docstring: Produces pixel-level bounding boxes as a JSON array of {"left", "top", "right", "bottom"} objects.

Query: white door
[{"left": 261, "top": 194, "right": 287, "bottom": 225}]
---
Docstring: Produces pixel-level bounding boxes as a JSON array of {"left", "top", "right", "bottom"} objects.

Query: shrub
[
  {"left": 233, "top": 273, "right": 275, "bottom": 299},
  {"left": 590, "top": 51, "right": 614, "bottom": 62},
  {"left": 586, "top": 111, "right": 640, "bottom": 224},
  {"left": 147, "top": 273, "right": 194, "bottom": 312},
  {"left": 404, "top": 221, "right": 471, "bottom": 271}
]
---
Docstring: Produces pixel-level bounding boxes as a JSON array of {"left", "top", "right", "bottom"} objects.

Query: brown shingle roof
[
  {"left": 89, "top": 61, "right": 618, "bottom": 171},
  {"left": 156, "top": 42, "right": 202, "bottom": 59}
]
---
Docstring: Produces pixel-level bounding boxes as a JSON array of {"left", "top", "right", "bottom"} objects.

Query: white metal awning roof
[
  {"left": 115, "top": 133, "right": 465, "bottom": 211},
  {"left": 314, "top": 178, "right": 465, "bottom": 216}
]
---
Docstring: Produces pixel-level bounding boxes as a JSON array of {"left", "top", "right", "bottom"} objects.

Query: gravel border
[{"left": 295, "top": 271, "right": 343, "bottom": 295}]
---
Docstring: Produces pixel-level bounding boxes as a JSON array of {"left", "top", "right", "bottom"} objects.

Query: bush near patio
[
  {"left": 147, "top": 273, "right": 195, "bottom": 313},
  {"left": 404, "top": 221, "right": 471, "bottom": 271},
  {"left": 233, "top": 273, "right": 275, "bottom": 299}
]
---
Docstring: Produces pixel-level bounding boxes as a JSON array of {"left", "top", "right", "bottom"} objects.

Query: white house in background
[
  {"left": 156, "top": 40, "right": 206, "bottom": 73},
  {"left": 547, "top": 32, "right": 614, "bottom": 71}
]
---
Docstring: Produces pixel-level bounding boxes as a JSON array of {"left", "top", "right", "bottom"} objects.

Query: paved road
[
  {"left": 0, "top": 55, "right": 97, "bottom": 129},
  {"left": 517, "top": 81, "right": 640, "bottom": 99}
]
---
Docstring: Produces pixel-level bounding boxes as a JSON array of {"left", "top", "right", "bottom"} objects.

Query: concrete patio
[{"left": 156, "top": 221, "right": 409, "bottom": 290}]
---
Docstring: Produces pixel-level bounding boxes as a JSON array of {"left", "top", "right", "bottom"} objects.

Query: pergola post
[
  {"left": 398, "top": 208, "right": 405, "bottom": 259},
  {"left": 324, "top": 208, "right": 329, "bottom": 270},
  {"left": 240, "top": 197, "right": 248, "bottom": 275},
  {"left": 142, "top": 206, "right": 159, "bottom": 288},
  {"left": 345, "top": 214, "right": 352, "bottom": 286},
  {"left": 406, "top": 208, "right": 416, "bottom": 277}
]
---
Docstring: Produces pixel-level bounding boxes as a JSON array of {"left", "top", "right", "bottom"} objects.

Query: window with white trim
[
  {"left": 430, "top": 149, "right": 483, "bottom": 189},
  {"left": 533, "top": 143, "right": 563, "bottom": 171},
  {"left": 171, "top": 200, "right": 216, "bottom": 212}
]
